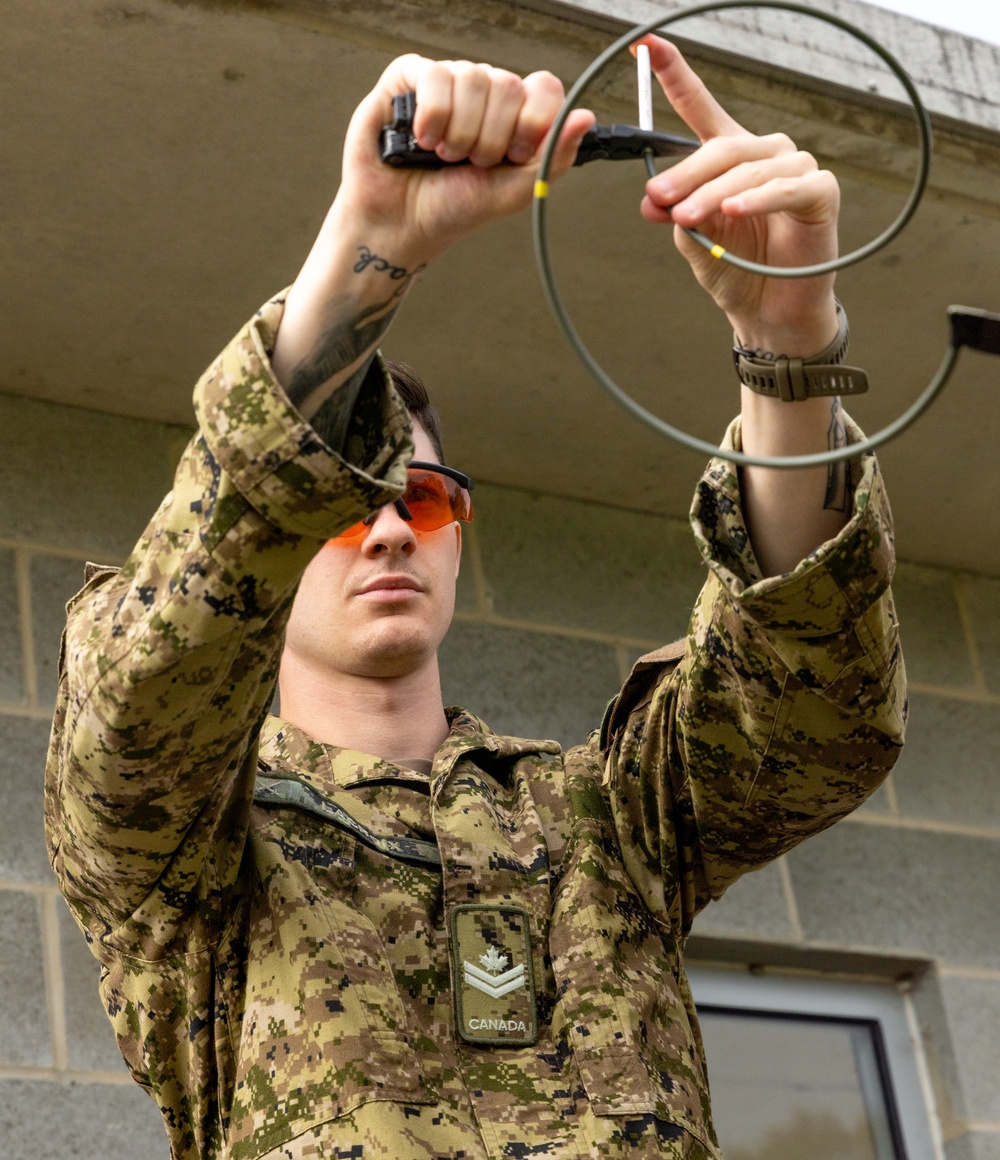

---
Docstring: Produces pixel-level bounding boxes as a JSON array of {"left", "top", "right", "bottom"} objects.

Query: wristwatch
[{"left": 733, "top": 301, "right": 869, "bottom": 401}]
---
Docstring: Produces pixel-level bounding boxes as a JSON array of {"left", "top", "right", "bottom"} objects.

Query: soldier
[{"left": 45, "top": 36, "right": 904, "bottom": 1160}]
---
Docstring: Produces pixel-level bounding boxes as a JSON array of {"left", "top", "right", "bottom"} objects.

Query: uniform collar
[{"left": 258, "top": 710, "right": 560, "bottom": 798}]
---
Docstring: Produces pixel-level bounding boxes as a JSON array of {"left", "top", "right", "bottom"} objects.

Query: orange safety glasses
[{"left": 336, "top": 461, "right": 474, "bottom": 539}]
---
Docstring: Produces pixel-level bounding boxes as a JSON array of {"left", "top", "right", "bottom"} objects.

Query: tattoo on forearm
[
  {"left": 285, "top": 246, "right": 424, "bottom": 420},
  {"left": 823, "top": 398, "right": 848, "bottom": 512},
  {"left": 353, "top": 245, "right": 413, "bottom": 284},
  {"left": 286, "top": 294, "right": 398, "bottom": 412}
]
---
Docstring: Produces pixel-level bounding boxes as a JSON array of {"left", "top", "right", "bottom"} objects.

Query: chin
[{"left": 352, "top": 626, "right": 439, "bottom": 679}]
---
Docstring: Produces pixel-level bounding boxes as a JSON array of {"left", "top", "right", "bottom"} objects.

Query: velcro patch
[{"left": 450, "top": 904, "right": 537, "bottom": 1047}]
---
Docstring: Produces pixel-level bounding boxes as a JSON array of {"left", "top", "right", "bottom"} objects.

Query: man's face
[{"left": 282, "top": 422, "right": 461, "bottom": 680}]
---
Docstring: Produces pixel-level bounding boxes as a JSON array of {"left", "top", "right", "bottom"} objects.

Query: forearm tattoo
[
  {"left": 823, "top": 398, "right": 848, "bottom": 512},
  {"left": 285, "top": 246, "right": 424, "bottom": 429},
  {"left": 353, "top": 245, "right": 413, "bottom": 281}
]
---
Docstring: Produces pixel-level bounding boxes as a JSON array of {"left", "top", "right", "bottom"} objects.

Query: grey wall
[{"left": 3, "top": 388, "right": 1000, "bottom": 1158}]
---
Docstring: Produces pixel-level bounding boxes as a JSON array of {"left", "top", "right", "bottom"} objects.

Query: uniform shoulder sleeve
[
  {"left": 603, "top": 418, "right": 906, "bottom": 937},
  {"left": 45, "top": 292, "right": 413, "bottom": 951}
]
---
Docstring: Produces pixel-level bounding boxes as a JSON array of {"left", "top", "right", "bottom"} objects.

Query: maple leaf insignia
[{"left": 479, "top": 946, "right": 510, "bottom": 974}]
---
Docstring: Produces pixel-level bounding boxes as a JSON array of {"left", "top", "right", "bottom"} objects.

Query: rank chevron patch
[
  {"left": 463, "top": 946, "right": 526, "bottom": 999},
  {"left": 450, "top": 904, "right": 538, "bottom": 1046}
]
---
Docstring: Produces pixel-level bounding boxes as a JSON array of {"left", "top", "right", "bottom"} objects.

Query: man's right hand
[
  {"left": 338, "top": 55, "right": 594, "bottom": 264},
  {"left": 272, "top": 56, "right": 593, "bottom": 423}
]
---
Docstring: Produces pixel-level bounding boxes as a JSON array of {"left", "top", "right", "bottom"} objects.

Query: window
[{"left": 688, "top": 968, "right": 941, "bottom": 1160}]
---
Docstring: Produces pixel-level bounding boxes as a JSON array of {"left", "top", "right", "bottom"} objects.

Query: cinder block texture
[
  {"left": 0, "top": 714, "right": 56, "bottom": 883},
  {"left": 59, "top": 899, "right": 131, "bottom": 1076},
  {"left": 0, "top": 392, "right": 180, "bottom": 558},
  {"left": 31, "top": 553, "right": 88, "bottom": 710},
  {"left": 0, "top": 891, "right": 51, "bottom": 1067},
  {"left": 0, "top": 1078, "right": 167, "bottom": 1159},
  {"left": 439, "top": 620, "right": 621, "bottom": 751},
  {"left": 909, "top": 970, "right": 967, "bottom": 1130},
  {"left": 938, "top": 976, "right": 1000, "bottom": 1123},
  {"left": 893, "top": 563, "right": 977, "bottom": 689},
  {"left": 961, "top": 573, "right": 1000, "bottom": 695},
  {"left": 968, "top": 1133, "right": 1000, "bottom": 1160},
  {"left": 787, "top": 823, "right": 1000, "bottom": 969},
  {"left": 891, "top": 693, "right": 1000, "bottom": 829},
  {"left": 472, "top": 484, "right": 706, "bottom": 643},
  {"left": 948, "top": 1132, "right": 1000, "bottom": 1160},
  {"left": 454, "top": 526, "right": 479, "bottom": 615},
  {"left": 0, "top": 548, "right": 23, "bottom": 704},
  {"left": 690, "top": 859, "right": 797, "bottom": 941},
  {"left": 856, "top": 777, "right": 893, "bottom": 814}
]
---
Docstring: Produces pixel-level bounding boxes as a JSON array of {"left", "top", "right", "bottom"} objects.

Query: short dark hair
[{"left": 384, "top": 359, "right": 445, "bottom": 463}]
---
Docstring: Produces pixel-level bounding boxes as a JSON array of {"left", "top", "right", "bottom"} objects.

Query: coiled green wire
[{"left": 532, "top": 0, "right": 954, "bottom": 469}]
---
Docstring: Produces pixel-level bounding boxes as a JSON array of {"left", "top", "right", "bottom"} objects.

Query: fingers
[
  {"left": 632, "top": 35, "right": 743, "bottom": 141},
  {"left": 419, "top": 63, "right": 520, "bottom": 166},
  {"left": 372, "top": 57, "right": 587, "bottom": 171},
  {"left": 546, "top": 107, "right": 598, "bottom": 177},
  {"left": 720, "top": 167, "right": 840, "bottom": 225},
  {"left": 471, "top": 69, "right": 527, "bottom": 167},
  {"left": 646, "top": 133, "right": 838, "bottom": 222},
  {"left": 668, "top": 144, "right": 816, "bottom": 225},
  {"left": 507, "top": 71, "right": 567, "bottom": 164},
  {"left": 630, "top": 39, "right": 839, "bottom": 235},
  {"left": 645, "top": 132, "right": 795, "bottom": 213}
]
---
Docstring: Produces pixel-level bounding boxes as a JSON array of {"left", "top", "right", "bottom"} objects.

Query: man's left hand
[{"left": 637, "top": 35, "right": 840, "bottom": 358}]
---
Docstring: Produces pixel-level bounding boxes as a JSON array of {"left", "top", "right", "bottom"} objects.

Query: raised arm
[
  {"left": 45, "top": 55, "right": 593, "bottom": 938},
  {"left": 638, "top": 36, "right": 847, "bottom": 576},
  {"left": 599, "top": 41, "right": 905, "bottom": 936},
  {"left": 271, "top": 56, "right": 593, "bottom": 443}
]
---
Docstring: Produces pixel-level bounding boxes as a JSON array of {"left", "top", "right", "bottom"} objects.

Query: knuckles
[
  {"left": 449, "top": 60, "right": 493, "bottom": 94},
  {"left": 487, "top": 67, "right": 526, "bottom": 102},
  {"left": 764, "top": 131, "right": 796, "bottom": 155},
  {"left": 523, "top": 69, "right": 563, "bottom": 97}
]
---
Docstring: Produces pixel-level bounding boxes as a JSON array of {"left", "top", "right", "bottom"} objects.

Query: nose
[{"left": 359, "top": 499, "right": 418, "bottom": 557}]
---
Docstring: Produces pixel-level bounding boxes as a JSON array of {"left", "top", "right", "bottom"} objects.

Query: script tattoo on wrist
[
  {"left": 285, "top": 246, "right": 424, "bottom": 423},
  {"left": 353, "top": 245, "right": 416, "bottom": 288},
  {"left": 823, "top": 398, "right": 848, "bottom": 512}
]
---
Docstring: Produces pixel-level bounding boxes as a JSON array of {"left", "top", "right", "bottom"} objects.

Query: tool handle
[{"left": 379, "top": 92, "right": 698, "bottom": 169}]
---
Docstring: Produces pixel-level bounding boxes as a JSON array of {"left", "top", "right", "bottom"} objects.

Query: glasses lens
[
  {"left": 337, "top": 519, "right": 369, "bottom": 539},
  {"left": 334, "top": 468, "right": 473, "bottom": 539},
  {"left": 404, "top": 470, "right": 472, "bottom": 530}
]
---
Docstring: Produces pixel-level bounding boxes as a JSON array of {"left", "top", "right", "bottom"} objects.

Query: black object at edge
[{"left": 949, "top": 306, "right": 1000, "bottom": 357}]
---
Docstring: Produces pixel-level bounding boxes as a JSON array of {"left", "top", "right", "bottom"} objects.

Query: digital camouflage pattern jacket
[{"left": 45, "top": 294, "right": 906, "bottom": 1160}]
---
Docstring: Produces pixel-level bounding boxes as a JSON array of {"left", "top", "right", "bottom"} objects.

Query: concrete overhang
[{"left": 4, "top": 0, "right": 1000, "bottom": 572}]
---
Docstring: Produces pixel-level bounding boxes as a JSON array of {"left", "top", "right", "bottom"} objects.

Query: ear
[{"left": 454, "top": 523, "right": 463, "bottom": 578}]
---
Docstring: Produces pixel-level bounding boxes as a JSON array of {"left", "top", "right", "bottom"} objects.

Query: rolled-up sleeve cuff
[
  {"left": 690, "top": 415, "right": 895, "bottom": 636},
  {"left": 193, "top": 291, "right": 412, "bottom": 540}
]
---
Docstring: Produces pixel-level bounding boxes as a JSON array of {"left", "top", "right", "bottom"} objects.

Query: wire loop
[{"left": 533, "top": 0, "right": 944, "bottom": 468}]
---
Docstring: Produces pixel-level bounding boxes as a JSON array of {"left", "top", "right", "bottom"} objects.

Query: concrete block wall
[
  {"left": 4, "top": 386, "right": 1000, "bottom": 1158},
  {"left": 0, "top": 393, "right": 184, "bottom": 1155}
]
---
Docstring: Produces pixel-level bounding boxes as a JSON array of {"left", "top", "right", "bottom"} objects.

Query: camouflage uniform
[{"left": 45, "top": 293, "right": 905, "bottom": 1160}]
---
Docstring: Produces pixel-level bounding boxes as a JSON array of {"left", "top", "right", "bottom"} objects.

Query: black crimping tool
[{"left": 380, "top": 92, "right": 699, "bottom": 169}]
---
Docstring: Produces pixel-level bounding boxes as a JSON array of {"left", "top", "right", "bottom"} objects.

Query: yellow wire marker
[
  {"left": 710, "top": 243, "right": 726, "bottom": 259},
  {"left": 534, "top": 180, "right": 549, "bottom": 199}
]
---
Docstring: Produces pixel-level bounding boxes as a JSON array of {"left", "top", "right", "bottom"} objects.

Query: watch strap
[{"left": 733, "top": 301, "right": 869, "bottom": 401}]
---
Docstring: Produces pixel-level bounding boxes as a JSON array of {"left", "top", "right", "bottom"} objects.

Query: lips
[{"left": 355, "top": 573, "right": 425, "bottom": 597}]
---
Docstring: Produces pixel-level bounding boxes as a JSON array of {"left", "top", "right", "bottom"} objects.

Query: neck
[{"left": 277, "top": 651, "right": 451, "bottom": 763}]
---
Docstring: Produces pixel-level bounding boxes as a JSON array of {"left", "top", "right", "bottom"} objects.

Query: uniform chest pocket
[
  {"left": 549, "top": 783, "right": 716, "bottom": 1152},
  {"left": 225, "top": 813, "right": 433, "bottom": 1160}
]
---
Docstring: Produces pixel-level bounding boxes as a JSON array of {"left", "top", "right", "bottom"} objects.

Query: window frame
[{"left": 688, "top": 967, "right": 943, "bottom": 1160}]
